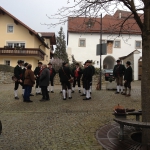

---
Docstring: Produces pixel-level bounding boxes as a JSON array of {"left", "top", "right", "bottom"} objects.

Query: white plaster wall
[
  {"left": 67, "top": 33, "right": 142, "bottom": 68},
  {"left": 134, "top": 53, "right": 141, "bottom": 80}
]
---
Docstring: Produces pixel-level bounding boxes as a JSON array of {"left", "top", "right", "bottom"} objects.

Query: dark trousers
[
  {"left": 35, "top": 78, "right": 40, "bottom": 88},
  {"left": 41, "top": 86, "right": 49, "bottom": 99},
  {"left": 14, "top": 81, "right": 23, "bottom": 90},
  {"left": 73, "top": 78, "right": 81, "bottom": 87},
  {"left": 50, "top": 77, "right": 54, "bottom": 86},
  {"left": 124, "top": 81, "right": 131, "bottom": 89},
  {"left": 24, "top": 85, "right": 32, "bottom": 101},
  {"left": 62, "top": 81, "right": 71, "bottom": 90},
  {"left": 84, "top": 80, "right": 90, "bottom": 90}
]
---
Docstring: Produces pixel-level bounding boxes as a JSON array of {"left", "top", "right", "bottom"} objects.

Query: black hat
[
  {"left": 62, "top": 62, "right": 67, "bottom": 66},
  {"left": 24, "top": 62, "right": 28, "bottom": 67},
  {"left": 17, "top": 60, "right": 23, "bottom": 64},
  {"left": 75, "top": 63, "right": 79, "bottom": 66},
  {"left": 116, "top": 60, "right": 121, "bottom": 63},
  {"left": 86, "top": 60, "right": 90, "bottom": 63},
  {"left": 38, "top": 62, "right": 42, "bottom": 65},
  {"left": 126, "top": 61, "right": 131, "bottom": 65},
  {"left": 48, "top": 62, "right": 52, "bottom": 65}
]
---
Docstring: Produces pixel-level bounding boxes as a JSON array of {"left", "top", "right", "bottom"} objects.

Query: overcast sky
[{"left": 0, "top": 0, "right": 73, "bottom": 37}]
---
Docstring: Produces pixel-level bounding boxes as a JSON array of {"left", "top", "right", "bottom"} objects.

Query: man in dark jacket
[
  {"left": 47, "top": 63, "right": 56, "bottom": 93},
  {"left": 34, "top": 62, "right": 43, "bottom": 95},
  {"left": 122, "top": 61, "right": 133, "bottom": 96},
  {"left": 88, "top": 60, "right": 95, "bottom": 94},
  {"left": 82, "top": 61, "right": 93, "bottom": 100},
  {"left": 39, "top": 64, "right": 50, "bottom": 101},
  {"left": 72, "top": 63, "right": 82, "bottom": 93},
  {"left": 59, "top": 62, "right": 73, "bottom": 100},
  {"left": 14, "top": 60, "right": 24, "bottom": 99},
  {"left": 113, "top": 60, "right": 126, "bottom": 94}
]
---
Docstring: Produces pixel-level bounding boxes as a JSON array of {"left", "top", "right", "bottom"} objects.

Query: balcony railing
[{"left": 0, "top": 47, "right": 45, "bottom": 60}]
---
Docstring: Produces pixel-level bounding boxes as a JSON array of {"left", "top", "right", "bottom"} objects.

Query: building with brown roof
[
  {"left": 0, "top": 6, "right": 56, "bottom": 69},
  {"left": 67, "top": 10, "right": 142, "bottom": 80}
]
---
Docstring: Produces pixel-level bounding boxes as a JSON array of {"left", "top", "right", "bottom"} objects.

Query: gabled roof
[
  {"left": 119, "top": 50, "right": 141, "bottom": 60},
  {"left": 39, "top": 32, "right": 56, "bottom": 45},
  {"left": 0, "top": 6, "right": 56, "bottom": 48},
  {"left": 68, "top": 10, "right": 142, "bottom": 35}
]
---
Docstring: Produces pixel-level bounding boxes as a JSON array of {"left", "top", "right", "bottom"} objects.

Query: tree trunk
[{"left": 142, "top": 4, "right": 150, "bottom": 145}]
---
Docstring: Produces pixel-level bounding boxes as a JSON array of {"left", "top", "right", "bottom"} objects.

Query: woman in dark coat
[
  {"left": 23, "top": 64, "right": 35, "bottom": 102},
  {"left": 122, "top": 61, "right": 133, "bottom": 96},
  {"left": 39, "top": 64, "right": 50, "bottom": 101}
]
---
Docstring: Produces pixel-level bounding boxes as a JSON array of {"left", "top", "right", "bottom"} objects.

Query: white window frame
[
  {"left": 114, "top": 40, "right": 121, "bottom": 48},
  {"left": 135, "top": 41, "right": 142, "bottom": 49},
  {"left": 4, "top": 60, "right": 10, "bottom": 66},
  {"left": 79, "top": 38, "right": 86, "bottom": 47},
  {"left": 6, "top": 42, "right": 26, "bottom": 48},
  {"left": 7, "top": 24, "right": 14, "bottom": 33}
]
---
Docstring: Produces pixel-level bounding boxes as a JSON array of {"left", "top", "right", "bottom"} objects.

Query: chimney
[{"left": 119, "top": 12, "right": 121, "bottom": 19}]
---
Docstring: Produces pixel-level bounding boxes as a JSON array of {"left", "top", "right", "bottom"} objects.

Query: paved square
[{"left": 0, "top": 82, "right": 141, "bottom": 150}]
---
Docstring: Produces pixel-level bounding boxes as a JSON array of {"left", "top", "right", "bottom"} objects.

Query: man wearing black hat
[
  {"left": 88, "top": 60, "right": 95, "bottom": 94},
  {"left": 122, "top": 61, "right": 133, "bottom": 96},
  {"left": 113, "top": 60, "right": 126, "bottom": 94},
  {"left": 34, "top": 62, "right": 43, "bottom": 95},
  {"left": 14, "top": 60, "right": 24, "bottom": 99},
  {"left": 82, "top": 61, "right": 93, "bottom": 100},
  {"left": 47, "top": 62, "right": 56, "bottom": 93},
  {"left": 72, "top": 63, "right": 82, "bottom": 93},
  {"left": 59, "top": 62, "right": 73, "bottom": 100}
]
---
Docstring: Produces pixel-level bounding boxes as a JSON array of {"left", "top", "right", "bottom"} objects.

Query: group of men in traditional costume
[
  {"left": 13, "top": 58, "right": 133, "bottom": 102},
  {"left": 13, "top": 61, "right": 56, "bottom": 102}
]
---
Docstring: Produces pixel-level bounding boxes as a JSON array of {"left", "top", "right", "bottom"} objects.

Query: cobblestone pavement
[{"left": 0, "top": 81, "right": 141, "bottom": 150}]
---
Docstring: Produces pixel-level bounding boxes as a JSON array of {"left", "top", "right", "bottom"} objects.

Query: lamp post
[{"left": 99, "top": 13, "right": 102, "bottom": 90}]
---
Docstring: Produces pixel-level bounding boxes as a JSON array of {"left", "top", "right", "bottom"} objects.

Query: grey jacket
[{"left": 39, "top": 68, "right": 50, "bottom": 86}]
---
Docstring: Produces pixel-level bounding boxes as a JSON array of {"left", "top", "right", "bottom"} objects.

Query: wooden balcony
[{"left": 0, "top": 47, "right": 45, "bottom": 60}]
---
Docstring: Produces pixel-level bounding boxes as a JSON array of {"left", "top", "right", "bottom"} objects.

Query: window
[
  {"left": 79, "top": 39, "right": 86, "bottom": 47},
  {"left": 7, "top": 25, "right": 14, "bottom": 33},
  {"left": 5, "top": 60, "right": 10, "bottom": 66},
  {"left": 114, "top": 41, "right": 121, "bottom": 48},
  {"left": 7, "top": 42, "right": 26, "bottom": 48},
  {"left": 7, "top": 43, "right": 13, "bottom": 48},
  {"left": 135, "top": 41, "right": 142, "bottom": 49}
]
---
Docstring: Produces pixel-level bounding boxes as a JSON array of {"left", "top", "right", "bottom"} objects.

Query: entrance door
[{"left": 103, "top": 56, "right": 115, "bottom": 69}]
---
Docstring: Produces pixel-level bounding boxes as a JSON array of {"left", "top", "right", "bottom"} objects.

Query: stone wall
[
  {"left": 0, "top": 65, "right": 14, "bottom": 84},
  {"left": 0, "top": 64, "right": 105, "bottom": 85}
]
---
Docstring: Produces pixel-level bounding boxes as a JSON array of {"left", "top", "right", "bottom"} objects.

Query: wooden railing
[{"left": 0, "top": 48, "right": 45, "bottom": 60}]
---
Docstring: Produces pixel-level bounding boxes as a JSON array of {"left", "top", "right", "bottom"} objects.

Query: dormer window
[{"left": 7, "top": 25, "right": 14, "bottom": 33}]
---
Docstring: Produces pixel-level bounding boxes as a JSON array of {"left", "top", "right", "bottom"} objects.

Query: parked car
[{"left": 103, "top": 69, "right": 115, "bottom": 81}]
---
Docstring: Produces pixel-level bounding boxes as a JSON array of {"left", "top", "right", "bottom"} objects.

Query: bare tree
[{"left": 48, "top": 0, "right": 150, "bottom": 145}]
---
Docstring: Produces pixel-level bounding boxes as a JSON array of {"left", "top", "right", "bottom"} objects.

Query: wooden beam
[
  {"left": 14, "top": 19, "right": 19, "bottom": 25},
  {"left": 0, "top": 10, "right": 5, "bottom": 15},
  {"left": 29, "top": 30, "right": 33, "bottom": 35}
]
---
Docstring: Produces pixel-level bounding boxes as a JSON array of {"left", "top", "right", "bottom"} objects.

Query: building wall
[
  {"left": 0, "top": 56, "right": 39, "bottom": 70},
  {"left": 67, "top": 32, "right": 142, "bottom": 68},
  {"left": 0, "top": 14, "right": 35, "bottom": 47},
  {"left": 0, "top": 13, "right": 51, "bottom": 69}
]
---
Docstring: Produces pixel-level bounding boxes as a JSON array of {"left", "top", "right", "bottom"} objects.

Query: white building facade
[
  {"left": 67, "top": 33, "right": 142, "bottom": 67},
  {"left": 67, "top": 10, "right": 142, "bottom": 80}
]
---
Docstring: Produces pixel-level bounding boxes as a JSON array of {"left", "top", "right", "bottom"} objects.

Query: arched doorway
[{"left": 103, "top": 56, "right": 115, "bottom": 69}]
